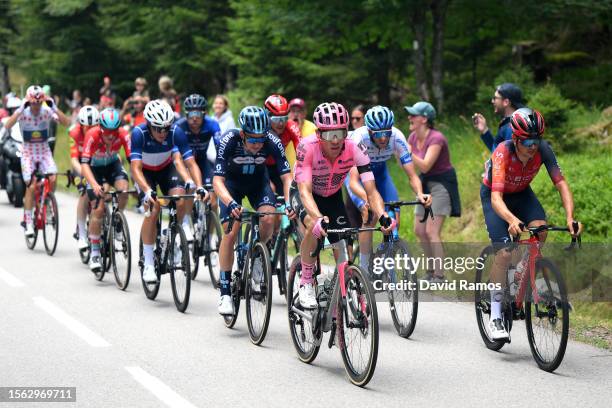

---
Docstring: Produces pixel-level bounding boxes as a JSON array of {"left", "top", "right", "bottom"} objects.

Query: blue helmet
[
  {"left": 184, "top": 94, "right": 207, "bottom": 111},
  {"left": 99, "top": 108, "right": 121, "bottom": 130},
  {"left": 365, "top": 105, "right": 394, "bottom": 131},
  {"left": 239, "top": 106, "right": 270, "bottom": 135}
]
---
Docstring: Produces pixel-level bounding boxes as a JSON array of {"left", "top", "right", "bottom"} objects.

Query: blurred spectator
[
  {"left": 83, "top": 97, "right": 92, "bottom": 106},
  {"left": 158, "top": 75, "right": 180, "bottom": 114},
  {"left": 99, "top": 76, "right": 113, "bottom": 98},
  {"left": 288, "top": 98, "right": 317, "bottom": 137},
  {"left": 0, "top": 93, "right": 11, "bottom": 120},
  {"left": 99, "top": 94, "right": 114, "bottom": 109},
  {"left": 121, "top": 95, "right": 146, "bottom": 128},
  {"left": 41, "top": 85, "right": 59, "bottom": 153},
  {"left": 211, "top": 94, "right": 236, "bottom": 134},
  {"left": 67, "top": 89, "right": 83, "bottom": 124},
  {"left": 350, "top": 104, "right": 366, "bottom": 132},
  {"left": 133, "top": 77, "right": 150, "bottom": 101}
]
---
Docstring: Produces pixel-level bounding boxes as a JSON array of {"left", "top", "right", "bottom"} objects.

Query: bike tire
[
  {"left": 387, "top": 240, "right": 419, "bottom": 338},
  {"left": 111, "top": 211, "right": 131, "bottom": 290},
  {"left": 474, "top": 246, "right": 506, "bottom": 351},
  {"left": 190, "top": 204, "right": 201, "bottom": 280},
  {"left": 337, "top": 264, "right": 379, "bottom": 387},
  {"left": 25, "top": 219, "right": 39, "bottom": 250},
  {"left": 287, "top": 256, "right": 320, "bottom": 363},
  {"left": 223, "top": 270, "right": 242, "bottom": 328},
  {"left": 169, "top": 225, "right": 191, "bottom": 312},
  {"left": 101, "top": 208, "right": 112, "bottom": 273},
  {"left": 278, "top": 237, "right": 289, "bottom": 301},
  {"left": 42, "top": 193, "right": 59, "bottom": 256},
  {"left": 525, "top": 258, "right": 569, "bottom": 372},
  {"left": 13, "top": 176, "right": 25, "bottom": 208},
  {"left": 205, "top": 211, "right": 222, "bottom": 288},
  {"left": 245, "top": 242, "right": 273, "bottom": 345},
  {"left": 139, "top": 237, "right": 160, "bottom": 300}
]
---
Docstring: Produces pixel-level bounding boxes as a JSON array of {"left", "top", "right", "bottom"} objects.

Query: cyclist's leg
[
  {"left": 290, "top": 185, "right": 318, "bottom": 284},
  {"left": 159, "top": 162, "right": 188, "bottom": 221},
  {"left": 71, "top": 158, "right": 88, "bottom": 241},
  {"left": 110, "top": 160, "right": 130, "bottom": 211},
  {"left": 39, "top": 142, "right": 58, "bottom": 192},
  {"left": 266, "top": 164, "right": 283, "bottom": 234},
  {"left": 217, "top": 179, "right": 245, "bottom": 298},
  {"left": 140, "top": 169, "right": 161, "bottom": 265},
  {"left": 247, "top": 180, "right": 277, "bottom": 243},
  {"left": 20, "top": 144, "right": 36, "bottom": 228},
  {"left": 85, "top": 165, "right": 110, "bottom": 265},
  {"left": 313, "top": 189, "right": 349, "bottom": 264},
  {"left": 514, "top": 186, "right": 547, "bottom": 242}
]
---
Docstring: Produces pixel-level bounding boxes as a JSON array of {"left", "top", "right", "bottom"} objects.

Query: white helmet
[
  {"left": 6, "top": 96, "right": 22, "bottom": 109},
  {"left": 78, "top": 105, "right": 100, "bottom": 126},
  {"left": 26, "top": 85, "right": 45, "bottom": 102},
  {"left": 143, "top": 99, "right": 174, "bottom": 127}
]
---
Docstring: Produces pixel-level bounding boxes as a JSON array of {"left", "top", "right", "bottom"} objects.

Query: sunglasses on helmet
[{"left": 319, "top": 129, "right": 348, "bottom": 142}]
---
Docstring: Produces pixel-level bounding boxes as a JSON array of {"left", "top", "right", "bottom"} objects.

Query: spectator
[
  {"left": 121, "top": 95, "right": 146, "bottom": 128},
  {"left": 67, "top": 89, "right": 83, "bottom": 124},
  {"left": 473, "top": 83, "right": 524, "bottom": 152},
  {"left": 288, "top": 98, "right": 317, "bottom": 138},
  {"left": 211, "top": 94, "right": 236, "bottom": 134},
  {"left": 133, "top": 77, "right": 150, "bottom": 101},
  {"left": 99, "top": 94, "right": 114, "bottom": 109},
  {"left": 158, "top": 75, "right": 180, "bottom": 114},
  {"left": 405, "top": 101, "right": 461, "bottom": 282},
  {"left": 42, "top": 85, "right": 59, "bottom": 153},
  {"left": 350, "top": 104, "right": 366, "bottom": 132},
  {"left": 83, "top": 97, "right": 92, "bottom": 107},
  {"left": 99, "top": 76, "right": 113, "bottom": 99}
]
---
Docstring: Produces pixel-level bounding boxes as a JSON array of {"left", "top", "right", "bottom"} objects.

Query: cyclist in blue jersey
[
  {"left": 175, "top": 94, "right": 222, "bottom": 240},
  {"left": 213, "top": 106, "right": 295, "bottom": 315},
  {"left": 130, "top": 100, "right": 208, "bottom": 283},
  {"left": 346, "top": 105, "right": 431, "bottom": 268}
]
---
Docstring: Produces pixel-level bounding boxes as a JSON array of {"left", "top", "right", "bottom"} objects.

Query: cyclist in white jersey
[{"left": 4, "top": 85, "right": 70, "bottom": 236}]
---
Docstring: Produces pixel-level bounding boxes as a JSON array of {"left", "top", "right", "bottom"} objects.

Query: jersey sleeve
[
  {"left": 539, "top": 141, "right": 565, "bottom": 185},
  {"left": 130, "top": 127, "right": 144, "bottom": 162},
  {"left": 294, "top": 139, "right": 313, "bottom": 183},
  {"left": 490, "top": 143, "right": 509, "bottom": 193},
  {"left": 268, "top": 133, "right": 291, "bottom": 176},
  {"left": 80, "top": 129, "right": 96, "bottom": 164},
  {"left": 393, "top": 129, "right": 412, "bottom": 165},
  {"left": 353, "top": 141, "right": 374, "bottom": 183},
  {"left": 287, "top": 121, "right": 301, "bottom": 151},
  {"left": 214, "top": 131, "right": 235, "bottom": 177},
  {"left": 171, "top": 126, "right": 193, "bottom": 161},
  {"left": 119, "top": 128, "right": 131, "bottom": 158}
]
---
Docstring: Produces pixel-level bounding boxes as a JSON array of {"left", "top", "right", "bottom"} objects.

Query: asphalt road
[{"left": 0, "top": 191, "right": 610, "bottom": 408}]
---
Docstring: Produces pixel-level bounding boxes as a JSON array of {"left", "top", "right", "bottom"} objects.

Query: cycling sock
[
  {"left": 90, "top": 235, "right": 101, "bottom": 256},
  {"left": 359, "top": 252, "right": 370, "bottom": 269},
  {"left": 143, "top": 244, "right": 154, "bottom": 266},
  {"left": 220, "top": 270, "right": 232, "bottom": 296},
  {"left": 77, "top": 219, "right": 87, "bottom": 239},
  {"left": 300, "top": 261, "right": 314, "bottom": 286},
  {"left": 24, "top": 210, "right": 33, "bottom": 224},
  {"left": 490, "top": 289, "right": 503, "bottom": 320}
]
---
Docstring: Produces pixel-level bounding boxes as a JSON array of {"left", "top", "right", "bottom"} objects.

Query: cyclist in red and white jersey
[
  {"left": 4, "top": 85, "right": 70, "bottom": 237},
  {"left": 69, "top": 105, "right": 100, "bottom": 250},
  {"left": 290, "top": 102, "right": 395, "bottom": 308}
]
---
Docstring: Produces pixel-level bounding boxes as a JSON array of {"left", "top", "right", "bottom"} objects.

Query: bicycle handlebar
[
  {"left": 385, "top": 200, "right": 434, "bottom": 223},
  {"left": 309, "top": 226, "right": 383, "bottom": 258},
  {"left": 224, "top": 208, "right": 286, "bottom": 234},
  {"left": 514, "top": 221, "right": 582, "bottom": 249}
]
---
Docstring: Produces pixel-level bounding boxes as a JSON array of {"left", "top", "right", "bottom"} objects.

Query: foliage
[{"left": 529, "top": 83, "right": 574, "bottom": 149}]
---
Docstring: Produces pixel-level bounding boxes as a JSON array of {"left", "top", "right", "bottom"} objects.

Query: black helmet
[{"left": 184, "top": 94, "right": 207, "bottom": 111}]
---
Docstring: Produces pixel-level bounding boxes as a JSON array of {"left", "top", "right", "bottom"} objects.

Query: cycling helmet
[
  {"left": 99, "top": 108, "right": 121, "bottom": 130},
  {"left": 288, "top": 98, "right": 305, "bottom": 109},
  {"left": 510, "top": 108, "right": 545, "bottom": 139},
  {"left": 365, "top": 105, "right": 394, "bottom": 131},
  {"left": 313, "top": 102, "right": 349, "bottom": 130},
  {"left": 144, "top": 99, "right": 174, "bottom": 127},
  {"left": 264, "top": 94, "right": 289, "bottom": 116},
  {"left": 6, "top": 96, "right": 22, "bottom": 109},
  {"left": 184, "top": 94, "right": 207, "bottom": 111},
  {"left": 26, "top": 85, "right": 45, "bottom": 102},
  {"left": 78, "top": 105, "right": 100, "bottom": 127},
  {"left": 239, "top": 106, "right": 270, "bottom": 135}
]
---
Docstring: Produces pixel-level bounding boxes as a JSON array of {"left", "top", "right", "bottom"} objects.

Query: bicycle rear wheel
[
  {"left": 386, "top": 240, "right": 418, "bottom": 338},
  {"left": 42, "top": 193, "right": 59, "bottom": 256},
  {"left": 139, "top": 237, "right": 160, "bottom": 300},
  {"left": 111, "top": 211, "right": 131, "bottom": 290},
  {"left": 287, "top": 256, "right": 320, "bottom": 363},
  {"left": 278, "top": 237, "right": 289, "bottom": 301},
  {"left": 223, "top": 270, "right": 242, "bottom": 328},
  {"left": 169, "top": 225, "right": 191, "bottom": 312},
  {"left": 190, "top": 204, "right": 201, "bottom": 280},
  {"left": 337, "top": 264, "right": 378, "bottom": 387},
  {"left": 101, "top": 208, "right": 112, "bottom": 273},
  {"left": 205, "top": 211, "right": 222, "bottom": 288},
  {"left": 525, "top": 258, "right": 569, "bottom": 372},
  {"left": 245, "top": 242, "right": 273, "bottom": 345},
  {"left": 25, "top": 218, "right": 39, "bottom": 250}
]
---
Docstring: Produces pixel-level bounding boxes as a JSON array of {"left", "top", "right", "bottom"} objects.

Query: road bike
[
  {"left": 138, "top": 195, "right": 192, "bottom": 312},
  {"left": 190, "top": 183, "right": 222, "bottom": 287},
  {"left": 222, "top": 210, "right": 275, "bottom": 345},
  {"left": 475, "top": 222, "right": 580, "bottom": 372},
  {"left": 66, "top": 172, "right": 92, "bottom": 264},
  {"left": 287, "top": 226, "right": 379, "bottom": 387}
]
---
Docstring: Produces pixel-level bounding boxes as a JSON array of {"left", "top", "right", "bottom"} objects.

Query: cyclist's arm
[
  {"left": 281, "top": 173, "right": 292, "bottom": 204},
  {"left": 345, "top": 168, "right": 367, "bottom": 208},
  {"left": 54, "top": 109, "right": 71, "bottom": 127},
  {"left": 491, "top": 191, "right": 520, "bottom": 225},
  {"left": 297, "top": 181, "right": 323, "bottom": 220},
  {"left": 4, "top": 109, "right": 21, "bottom": 130},
  {"left": 362, "top": 179, "right": 387, "bottom": 221},
  {"left": 70, "top": 158, "right": 82, "bottom": 176},
  {"left": 212, "top": 175, "right": 234, "bottom": 207},
  {"left": 183, "top": 157, "right": 202, "bottom": 187},
  {"left": 172, "top": 152, "right": 193, "bottom": 186},
  {"left": 130, "top": 159, "right": 150, "bottom": 193},
  {"left": 80, "top": 162, "right": 99, "bottom": 191},
  {"left": 401, "top": 161, "right": 425, "bottom": 196}
]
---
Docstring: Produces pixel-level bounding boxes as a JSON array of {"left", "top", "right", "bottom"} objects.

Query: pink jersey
[{"left": 294, "top": 134, "right": 374, "bottom": 197}]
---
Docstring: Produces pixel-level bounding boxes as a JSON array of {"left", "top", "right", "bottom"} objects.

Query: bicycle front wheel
[
  {"left": 205, "top": 211, "right": 222, "bottom": 288},
  {"left": 111, "top": 211, "right": 131, "bottom": 290},
  {"left": 139, "top": 237, "right": 160, "bottom": 300},
  {"left": 525, "top": 258, "right": 569, "bottom": 372},
  {"left": 169, "top": 225, "right": 191, "bottom": 312},
  {"left": 337, "top": 264, "right": 378, "bottom": 387},
  {"left": 42, "top": 192, "right": 59, "bottom": 256},
  {"left": 245, "top": 242, "right": 273, "bottom": 345}
]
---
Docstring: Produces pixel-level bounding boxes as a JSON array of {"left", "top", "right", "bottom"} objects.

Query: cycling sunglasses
[
  {"left": 519, "top": 138, "right": 541, "bottom": 147},
  {"left": 270, "top": 115, "right": 288, "bottom": 124},
  {"left": 370, "top": 129, "right": 392, "bottom": 139},
  {"left": 187, "top": 110, "right": 204, "bottom": 119},
  {"left": 151, "top": 125, "right": 171, "bottom": 133},
  {"left": 351, "top": 116, "right": 363, "bottom": 121},
  {"left": 246, "top": 136, "right": 266, "bottom": 144},
  {"left": 320, "top": 129, "right": 348, "bottom": 142}
]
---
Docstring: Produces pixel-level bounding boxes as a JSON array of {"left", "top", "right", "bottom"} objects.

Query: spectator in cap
[
  {"left": 211, "top": 94, "right": 236, "bottom": 135},
  {"left": 288, "top": 98, "right": 317, "bottom": 138},
  {"left": 405, "top": 101, "right": 461, "bottom": 283},
  {"left": 472, "top": 83, "right": 524, "bottom": 152}
]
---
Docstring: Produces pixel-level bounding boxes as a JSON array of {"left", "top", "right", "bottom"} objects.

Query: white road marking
[
  {"left": 125, "top": 366, "right": 198, "bottom": 408},
  {"left": 32, "top": 296, "right": 111, "bottom": 347},
  {"left": 0, "top": 266, "right": 25, "bottom": 287}
]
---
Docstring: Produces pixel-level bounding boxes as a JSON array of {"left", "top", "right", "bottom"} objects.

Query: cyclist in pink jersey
[{"left": 290, "top": 102, "right": 395, "bottom": 308}]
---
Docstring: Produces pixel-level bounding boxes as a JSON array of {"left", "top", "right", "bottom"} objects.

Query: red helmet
[
  {"left": 289, "top": 98, "right": 305, "bottom": 109},
  {"left": 313, "top": 102, "right": 349, "bottom": 130},
  {"left": 264, "top": 94, "right": 289, "bottom": 116},
  {"left": 510, "top": 108, "right": 545, "bottom": 139}
]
